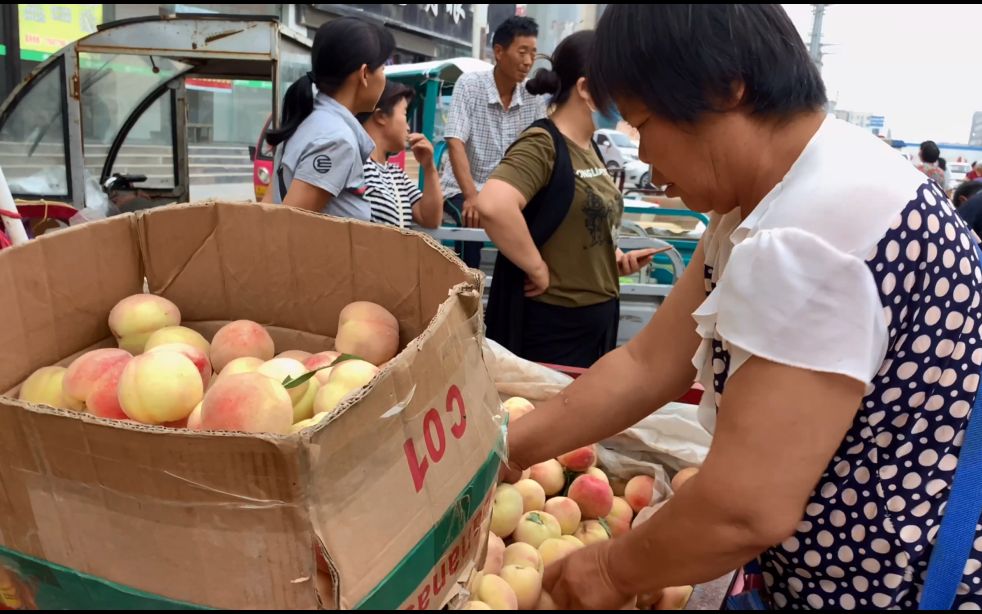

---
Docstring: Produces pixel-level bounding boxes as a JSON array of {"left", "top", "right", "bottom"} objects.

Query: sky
[{"left": 782, "top": 4, "right": 979, "bottom": 144}]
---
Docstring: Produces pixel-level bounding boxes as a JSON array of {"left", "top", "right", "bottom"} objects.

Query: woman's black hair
[
  {"left": 267, "top": 17, "right": 395, "bottom": 146},
  {"left": 588, "top": 5, "right": 827, "bottom": 123},
  {"left": 526, "top": 30, "right": 594, "bottom": 106},
  {"left": 954, "top": 180, "right": 982, "bottom": 207},
  {"left": 356, "top": 80, "right": 415, "bottom": 125}
]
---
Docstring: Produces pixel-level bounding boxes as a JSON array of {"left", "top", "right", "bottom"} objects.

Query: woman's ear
[
  {"left": 359, "top": 64, "right": 370, "bottom": 87},
  {"left": 577, "top": 77, "right": 598, "bottom": 114}
]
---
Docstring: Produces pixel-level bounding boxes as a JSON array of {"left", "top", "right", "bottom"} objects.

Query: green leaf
[
  {"left": 281, "top": 353, "right": 366, "bottom": 389},
  {"left": 597, "top": 517, "right": 612, "bottom": 537},
  {"left": 527, "top": 512, "right": 544, "bottom": 526}
]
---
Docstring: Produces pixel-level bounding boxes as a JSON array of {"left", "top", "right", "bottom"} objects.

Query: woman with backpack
[{"left": 477, "top": 30, "right": 656, "bottom": 368}]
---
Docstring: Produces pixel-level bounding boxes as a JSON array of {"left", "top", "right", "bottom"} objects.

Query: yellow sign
[{"left": 19, "top": 4, "right": 103, "bottom": 54}]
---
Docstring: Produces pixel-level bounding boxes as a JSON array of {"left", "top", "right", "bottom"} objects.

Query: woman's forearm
[{"left": 413, "top": 162, "right": 444, "bottom": 228}]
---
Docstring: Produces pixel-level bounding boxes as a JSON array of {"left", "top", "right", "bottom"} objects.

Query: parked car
[{"left": 593, "top": 128, "right": 639, "bottom": 171}]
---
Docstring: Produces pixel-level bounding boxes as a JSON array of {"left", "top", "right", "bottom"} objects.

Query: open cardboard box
[{"left": 0, "top": 202, "right": 502, "bottom": 609}]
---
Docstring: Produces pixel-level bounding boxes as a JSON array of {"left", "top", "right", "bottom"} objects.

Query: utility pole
[{"left": 809, "top": 4, "right": 828, "bottom": 72}]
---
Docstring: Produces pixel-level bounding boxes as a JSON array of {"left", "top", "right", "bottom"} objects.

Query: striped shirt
[{"left": 361, "top": 160, "right": 422, "bottom": 228}]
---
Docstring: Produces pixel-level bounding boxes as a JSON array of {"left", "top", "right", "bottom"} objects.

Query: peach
[
  {"left": 543, "top": 497, "right": 581, "bottom": 535},
  {"left": 476, "top": 574, "right": 518, "bottom": 610},
  {"left": 18, "top": 366, "right": 81, "bottom": 410},
  {"left": 63, "top": 348, "right": 133, "bottom": 409},
  {"left": 538, "top": 538, "right": 581, "bottom": 567},
  {"left": 198, "top": 372, "right": 293, "bottom": 435},
  {"left": 513, "top": 511, "right": 561, "bottom": 549},
  {"left": 313, "top": 360, "right": 379, "bottom": 416},
  {"left": 606, "top": 516, "right": 631, "bottom": 538},
  {"left": 514, "top": 479, "right": 546, "bottom": 512},
  {"left": 290, "top": 414, "right": 326, "bottom": 434},
  {"left": 482, "top": 533, "right": 506, "bottom": 575},
  {"left": 500, "top": 564, "right": 542, "bottom": 610},
  {"left": 608, "top": 497, "right": 634, "bottom": 525},
  {"left": 529, "top": 460, "right": 565, "bottom": 496},
  {"left": 655, "top": 586, "right": 694, "bottom": 610},
  {"left": 144, "top": 326, "right": 210, "bottom": 356},
  {"left": 86, "top": 359, "right": 132, "bottom": 419},
  {"left": 108, "top": 294, "right": 181, "bottom": 354},
  {"left": 491, "top": 484, "right": 524, "bottom": 539},
  {"left": 292, "top": 377, "right": 319, "bottom": 423},
  {"left": 560, "top": 535, "right": 585, "bottom": 548},
  {"left": 148, "top": 343, "right": 212, "bottom": 388},
  {"left": 218, "top": 356, "right": 263, "bottom": 377},
  {"left": 186, "top": 402, "right": 203, "bottom": 430},
  {"left": 521, "top": 468, "right": 531, "bottom": 481},
  {"left": 466, "top": 570, "right": 485, "bottom": 597},
  {"left": 117, "top": 350, "right": 203, "bottom": 424},
  {"left": 304, "top": 351, "right": 341, "bottom": 385},
  {"left": 257, "top": 358, "right": 309, "bottom": 405},
  {"left": 462, "top": 602, "right": 492, "bottom": 610},
  {"left": 335, "top": 301, "right": 400, "bottom": 366},
  {"left": 672, "top": 467, "right": 699, "bottom": 492},
  {"left": 503, "top": 542, "right": 543, "bottom": 574},
  {"left": 574, "top": 520, "right": 610, "bottom": 545},
  {"left": 557, "top": 445, "right": 597, "bottom": 472},
  {"left": 210, "top": 320, "right": 275, "bottom": 373},
  {"left": 625, "top": 475, "right": 656, "bottom": 513},
  {"left": 277, "top": 350, "right": 312, "bottom": 362},
  {"left": 586, "top": 467, "right": 609, "bottom": 484},
  {"left": 568, "top": 475, "right": 614, "bottom": 519},
  {"left": 502, "top": 397, "right": 534, "bottom": 422}
]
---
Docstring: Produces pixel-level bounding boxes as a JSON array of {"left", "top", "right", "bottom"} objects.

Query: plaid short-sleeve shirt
[{"left": 439, "top": 70, "right": 547, "bottom": 197}]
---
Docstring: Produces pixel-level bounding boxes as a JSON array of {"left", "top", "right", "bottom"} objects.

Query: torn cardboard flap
[{"left": 0, "top": 202, "right": 498, "bottom": 610}]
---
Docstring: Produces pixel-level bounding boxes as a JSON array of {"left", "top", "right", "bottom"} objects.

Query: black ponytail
[
  {"left": 525, "top": 30, "right": 594, "bottom": 107},
  {"left": 267, "top": 17, "right": 395, "bottom": 147}
]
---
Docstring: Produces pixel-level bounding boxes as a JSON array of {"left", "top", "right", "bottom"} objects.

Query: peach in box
[
  {"left": 199, "top": 372, "right": 292, "bottom": 435},
  {"left": 108, "top": 294, "right": 181, "bottom": 354},
  {"left": 117, "top": 350, "right": 203, "bottom": 424},
  {"left": 210, "top": 320, "right": 275, "bottom": 373}
]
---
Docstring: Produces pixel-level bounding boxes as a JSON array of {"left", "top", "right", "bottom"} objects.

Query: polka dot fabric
[{"left": 708, "top": 182, "right": 982, "bottom": 609}]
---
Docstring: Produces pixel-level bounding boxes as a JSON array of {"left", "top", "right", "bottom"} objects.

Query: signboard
[
  {"left": 316, "top": 4, "right": 473, "bottom": 46},
  {"left": 18, "top": 5, "right": 102, "bottom": 60}
]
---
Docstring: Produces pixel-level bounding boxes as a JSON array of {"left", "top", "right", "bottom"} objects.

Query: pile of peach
[
  {"left": 16, "top": 293, "right": 401, "bottom": 435},
  {"left": 465, "top": 398, "right": 700, "bottom": 610}
]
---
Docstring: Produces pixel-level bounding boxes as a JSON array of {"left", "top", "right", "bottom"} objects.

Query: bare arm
[
  {"left": 475, "top": 179, "right": 548, "bottom": 292},
  {"left": 281, "top": 179, "right": 332, "bottom": 212},
  {"left": 408, "top": 133, "right": 444, "bottom": 229},
  {"left": 447, "top": 138, "right": 481, "bottom": 227},
  {"left": 507, "top": 242, "right": 709, "bottom": 470},
  {"left": 544, "top": 358, "right": 866, "bottom": 608}
]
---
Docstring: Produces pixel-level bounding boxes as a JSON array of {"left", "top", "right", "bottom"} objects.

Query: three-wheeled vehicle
[{"left": 0, "top": 13, "right": 312, "bottom": 222}]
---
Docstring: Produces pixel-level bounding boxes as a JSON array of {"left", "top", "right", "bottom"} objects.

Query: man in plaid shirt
[{"left": 442, "top": 16, "right": 548, "bottom": 268}]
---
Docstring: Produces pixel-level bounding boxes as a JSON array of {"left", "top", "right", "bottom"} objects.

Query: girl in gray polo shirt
[{"left": 267, "top": 17, "right": 394, "bottom": 220}]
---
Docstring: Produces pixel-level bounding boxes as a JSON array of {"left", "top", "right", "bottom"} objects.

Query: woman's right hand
[{"left": 524, "top": 259, "right": 550, "bottom": 297}]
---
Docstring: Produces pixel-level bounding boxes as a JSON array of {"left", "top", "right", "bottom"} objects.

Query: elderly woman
[{"left": 505, "top": 4, "right": 982, "bottom": 610}]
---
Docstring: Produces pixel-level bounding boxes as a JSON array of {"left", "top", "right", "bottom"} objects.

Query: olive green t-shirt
[{"left": 490, "top": 127, "right": 624, "bottom": 308}]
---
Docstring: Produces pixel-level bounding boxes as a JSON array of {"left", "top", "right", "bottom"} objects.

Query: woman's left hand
[
  {"left": 408, "top": 133, "right": 434, "bottom": 167},
  {"left": 541, "top": 540, "right": 634, "bottom": 610},
  {"left": 616, "top": 247, "right": 658, "bottom": 275}
]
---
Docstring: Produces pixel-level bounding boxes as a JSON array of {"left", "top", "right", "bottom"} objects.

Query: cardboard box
[{"left": 0, "top": 203, "right": 503, "bottom": 609}]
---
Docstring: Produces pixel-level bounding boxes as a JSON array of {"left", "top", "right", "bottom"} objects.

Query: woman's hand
[
  {"left": 408, "top": 133, "right": 434, "bottom": 167},
  {"left": 542, "top": 540, "right": 634, "bottom": 610},
  {"left": 524, "top": 259, "right": 550, "bottom": 297},
  {"left": 616, "top": 247, "right": 661, "bottom": 276}
]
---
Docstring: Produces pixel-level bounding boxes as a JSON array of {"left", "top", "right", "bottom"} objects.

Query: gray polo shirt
[{"left": 273, "top": 93, "right": 375, "bottom": 220}]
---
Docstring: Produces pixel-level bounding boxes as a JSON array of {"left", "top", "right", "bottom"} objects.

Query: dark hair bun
[{"left": 526, "top": 68, "right": 561, "bottom": 97}]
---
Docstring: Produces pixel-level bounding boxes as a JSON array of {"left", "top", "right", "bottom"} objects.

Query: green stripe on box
[
  {"left": 354, "top": 450, "right": 501, "bottom": 610},
  {"left": 0, "top": 44, "right": 6, "bottom": 56},
  {"left": 0, "top": 546, "right": 206, "bottom": 609}
]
